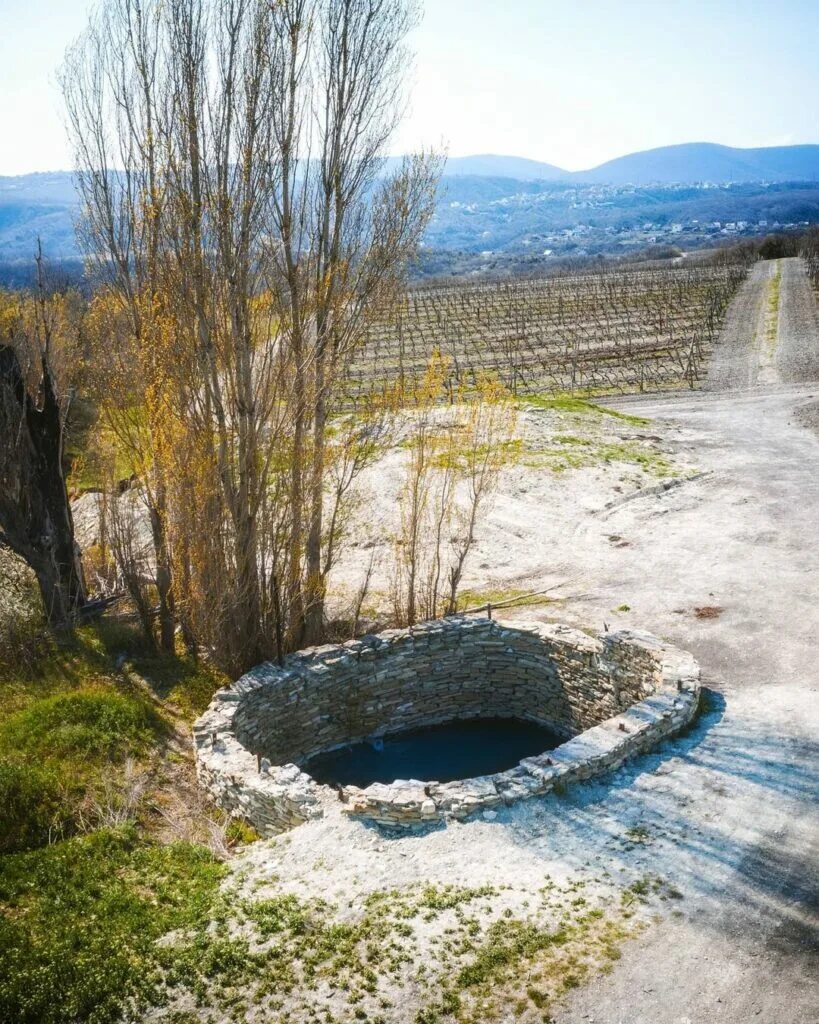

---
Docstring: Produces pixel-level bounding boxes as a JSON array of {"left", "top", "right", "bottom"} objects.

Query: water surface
[{"left": 303, "top": 717, "right": 562, "bottom": 788}]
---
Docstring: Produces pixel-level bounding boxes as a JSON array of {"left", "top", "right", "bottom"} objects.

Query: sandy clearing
[{"left": 230, "top": 381, "right": 819, "bottom": 1022}]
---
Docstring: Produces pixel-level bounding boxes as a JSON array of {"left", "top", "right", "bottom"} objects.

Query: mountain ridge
[
  {"left": 2, "top": 143, "right": 819, "bottom": 265},
  {"left": 440, "top": 143, "right": 819, "bottom": 184},
  {"left": 572, "top": 142, "right": 819, "bottom": 185}
]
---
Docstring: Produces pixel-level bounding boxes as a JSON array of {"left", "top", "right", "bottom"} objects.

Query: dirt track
[
  {"left": 706, "top": 255, "right": 819, "bottom": 389},
  {"left": 553, "top": 258, "right": 819, "bottom": 1023}
]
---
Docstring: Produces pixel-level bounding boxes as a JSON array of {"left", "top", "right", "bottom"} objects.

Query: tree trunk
[
  {"left": 304, "top": 354, "right": 327, "bottom": 646},
  {"left": 147, "top": 488, "right": 175, "bottom": 652},
  {"left": 0, "top": 344, "right": 86, "bottom": 629},
  {"left": 287, "top": 330, "right": 306, "bottom": 648}
]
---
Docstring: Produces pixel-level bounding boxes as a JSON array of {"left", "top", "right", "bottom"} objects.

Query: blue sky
[{"left": 1, "top": 0, "right": 817, "bottom": 175}]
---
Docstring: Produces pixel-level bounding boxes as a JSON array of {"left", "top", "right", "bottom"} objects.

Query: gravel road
[
  {"left": 705, "top": 260, "right": 773, "bottom": 391},
  {"left": 553, "top": 259, "right": 819, "bottom": 1023},
  {"left": 707, "top": 255, "right": 819, "bottom": 390},
  {"left": 779, "top": 257, "right": 819, "bottom": 383},
  {"left": 550, "top": 383, "right": 819, "bottom": 1024}
]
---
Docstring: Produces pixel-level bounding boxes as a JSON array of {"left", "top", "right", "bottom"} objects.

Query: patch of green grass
[
  {"left": 521, "top": 394, "right": 650, "bottom": 427},
  {"left": 765, "top": 260, "right": 782, "bottom": 352},
  {"left": 0, "top": 760, "right": 74, "bottom": 854},
  {"left": 0, "top": 617, "right": 217, "bottom": 855},
  {"left": 494, "top": 411, "right": 672, "bottom": 476},
  {"left": 456, "top": 919, "right": 568, "bottom": 989},
  {"left": 2, "top": 615, "right": 225, "bottom": 724},
  {"left": 0, "top": 826, "right": 227, "bottom": 1024},
  {"left": 80, "top": 617, "right": 227, "bottom": 720},
  {"left": 430, "top": 437, "right": 524, "bottom": 471},
  {"left": 552, "top": 433, "right": 593, "bottom": 446},
  {"left": 244, "top": 894, "right": 313, "bottom": 938},
  {"left": 1, "top": 619, "right": 140, "bottom": 712},
  {"left": 0, "top": 689, "right": 163, "bottom": 763},
  {"left": 416, "top": 884, "right": 496, "bottom": 913},
  {"left": 224, "top": 818, "right": 261, "bottom": 847},
  {"left": 127, "top": 651, "right": 228, "bottom": 721},
  {"left": 32, "top": 873, "right": 644, "bottom": 1024},
  {"left": 456, "top": 586, "right": 554, "bottom": 612},
  {"left": 525, "top": 438, "right": 673, "bottom": 477},
  {"left": 0, "top": 638, "right": 170, "bottom": 854}
]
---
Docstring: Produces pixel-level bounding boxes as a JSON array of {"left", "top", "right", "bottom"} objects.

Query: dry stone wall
[{"left": 193, "top": 617, "right": 700, "bottom": 834}]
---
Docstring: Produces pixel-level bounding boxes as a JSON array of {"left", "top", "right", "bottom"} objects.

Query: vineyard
[{"left": 347, "top": 261, "right": 750, "bottom": 401}]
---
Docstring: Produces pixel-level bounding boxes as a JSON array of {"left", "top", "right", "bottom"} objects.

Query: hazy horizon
[
  {"left": 2, "top": 0, "right": 819, "bottom": 176},
  {"left": 5, "top": 138, "right": 819, "bottom": 182}
]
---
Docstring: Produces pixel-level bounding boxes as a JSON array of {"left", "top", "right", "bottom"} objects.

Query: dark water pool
[{"left": 303, "top": 717, "right": 563, "bottom": 788}]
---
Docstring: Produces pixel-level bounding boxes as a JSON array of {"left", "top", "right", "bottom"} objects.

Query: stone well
[{"left": 193, "top": 617, "right": 700, "bottom": 834}]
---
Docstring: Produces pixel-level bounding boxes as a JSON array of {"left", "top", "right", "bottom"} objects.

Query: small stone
[{"left": 482, "top": 809, "right": 498, "bottom": 821}]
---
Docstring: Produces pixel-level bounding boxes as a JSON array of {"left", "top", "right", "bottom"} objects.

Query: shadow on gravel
[
  {"left": 736, "top": 833, "right": 819, "bottom": 963},
  {"left": 486, "top": 686, "right": 819, "bottom": 963},
  {"left": 365, "top": 689, "right": 729, "bottom": 844}
]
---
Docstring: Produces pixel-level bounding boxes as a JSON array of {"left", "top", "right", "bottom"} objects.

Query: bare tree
[
  {"left": 266, "top": 0, "right": 441, "bottom": 643},
  {"left": 62, "top": 0, "right": 439, "bottom": 672},
  {"left": 444, "top": 377, "right": 517, "bottom": 615},
  {"left": 62, "top": 0, "right": 175, "bottom": 649},
  {"left": 391, "top": 359, "right": 516, "bottom": 625}
]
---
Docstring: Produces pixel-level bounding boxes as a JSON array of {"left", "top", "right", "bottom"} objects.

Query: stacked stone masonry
[{"left": 193, "top": 618, "right": 700, "bottom": 833}]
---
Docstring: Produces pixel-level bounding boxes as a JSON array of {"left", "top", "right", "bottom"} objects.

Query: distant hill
[
  {"left": 0, "top": 172, "right": 79, "bottom": 262},
  {"left": 574, "top": 143, "right": 819, "bottom": 185},
  {"left": 441, "top": 155, "right": 566, "bottom": 180},
  {"left": 3, "top": 143, "right": 819, "bottom": 269},
  {"left": 440, "top": 144, "right": 819, "bottom": 185}
]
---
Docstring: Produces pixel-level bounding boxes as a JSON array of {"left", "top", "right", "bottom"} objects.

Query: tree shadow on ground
[{"left": 494, "top": 687, "right": 819, "bottom": 966}]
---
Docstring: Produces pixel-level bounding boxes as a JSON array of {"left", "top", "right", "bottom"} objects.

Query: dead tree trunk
[{"left": 0, "top": 343, "right": 86, "bottom": 628}]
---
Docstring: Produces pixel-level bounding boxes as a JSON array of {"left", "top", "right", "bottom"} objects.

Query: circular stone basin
[{"left": 193, "top": 618, "right": 700, "bottom": 834}]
